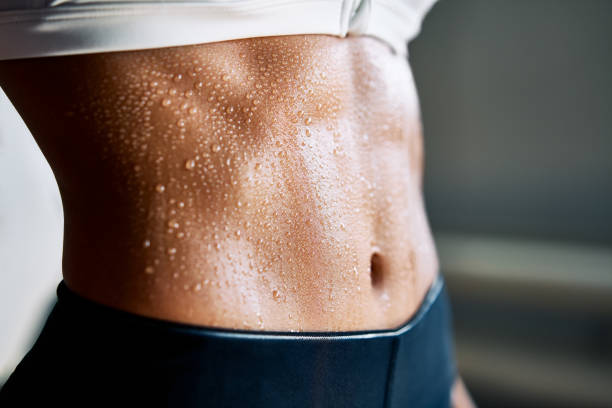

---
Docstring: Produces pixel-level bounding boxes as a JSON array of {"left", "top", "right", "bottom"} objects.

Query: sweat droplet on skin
[
  {"left": 185, "top": 159, "right": 196, "bottom": 170},
  {"left": 272, "top": 289, "right": 281, "bottom": 300},
  {"left": 155, "top": 184, "right": 165, "bottom": 193}
]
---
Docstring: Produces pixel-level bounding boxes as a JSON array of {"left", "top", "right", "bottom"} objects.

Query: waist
[
  {"left": 63, "top": 193, "right": 439, "bottom": 331},
  {"left": 4, "top": 35, "right": 437, "bottom": 331},
  {"left": 61, "top": 125, "right": 439, "bottom": 330}
]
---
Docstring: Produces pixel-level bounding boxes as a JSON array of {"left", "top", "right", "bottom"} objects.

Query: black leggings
[{"left": 1, "top": 274, "right": 456, "bottom": 407}]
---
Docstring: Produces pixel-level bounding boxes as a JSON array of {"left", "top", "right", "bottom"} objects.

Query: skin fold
[{"left": 0, "top": 34, "right": 474, "bottom": 406}]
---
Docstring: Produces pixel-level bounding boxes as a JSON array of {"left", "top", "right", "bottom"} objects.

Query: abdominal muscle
[{"left": 0, "top": 34, "right": 439, "bottom": 332}]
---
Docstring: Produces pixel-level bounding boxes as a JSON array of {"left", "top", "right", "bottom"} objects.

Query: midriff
[{"left": 0, "top": 34, "right": 439, "bottom": 331}]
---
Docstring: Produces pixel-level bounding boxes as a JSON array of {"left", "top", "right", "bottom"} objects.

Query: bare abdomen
[{"left": 0, "top": 34, "right": 438, "bottom": 331}]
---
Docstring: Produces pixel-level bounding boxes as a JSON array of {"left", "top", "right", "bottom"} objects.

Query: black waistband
[{"left": 1, "top": 274, "right": 456, "bottom": 407}]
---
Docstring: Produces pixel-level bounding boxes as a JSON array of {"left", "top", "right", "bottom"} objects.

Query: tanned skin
[{"left": 0, "top": 34, "right": 474, "bottom": 407}]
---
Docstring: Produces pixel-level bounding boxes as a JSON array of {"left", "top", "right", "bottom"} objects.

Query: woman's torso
[{"left": 0, "top": 34, "right": 438, "bottom": 331}]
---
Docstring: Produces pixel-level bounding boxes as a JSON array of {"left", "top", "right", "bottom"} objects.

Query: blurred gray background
[
  {"left": 409, "top": 0, "right": 612, "bottom": 407},
  {"left": 1, "top": 0, "right": 611, "bottom": 406}
]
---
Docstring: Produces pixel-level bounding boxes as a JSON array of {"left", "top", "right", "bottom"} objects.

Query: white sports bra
[{"left": 0, "top": 0, "right": 436, "bottom": 60}]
